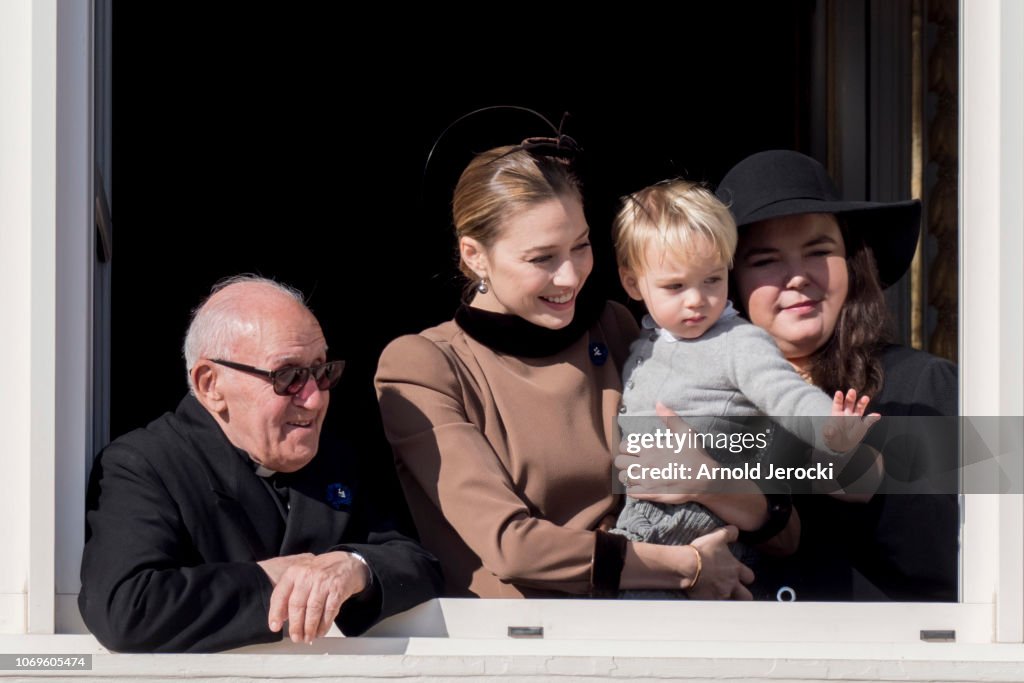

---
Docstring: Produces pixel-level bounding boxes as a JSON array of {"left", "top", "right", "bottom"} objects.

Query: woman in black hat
[{"left": 717, "top": 150, "right": 958, "bottom": 601}]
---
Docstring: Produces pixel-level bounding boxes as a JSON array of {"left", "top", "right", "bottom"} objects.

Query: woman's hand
[
  {"left": 615, "top": 403, "right": 768, "bottom": 531},
  {"left": 687, "top": 526, "right": 755, "bottom": 600},
  {"left": 621, "top": 525, "right": 755, "bottom": 599}
]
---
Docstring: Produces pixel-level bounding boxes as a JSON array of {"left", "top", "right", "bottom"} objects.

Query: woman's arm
[
  {"left": 621, "top": 526, "right": 755, "bottom": 599},
  {"left": 619, "top": 486, "right": 770, "bottom": 532},
  {"left": 615, "top": 404, "right": 803, "bottom": 554},
  {"left": 376, "top": 332, "right": 757, "bottom": 597},
  {"left": 615, "top": 403, "right": 770, "bottom": 530},
  {"left": 812, "top": 442, "right": 885, "bottom": 502},
  {"left": 753, "top": 505, "right": 801, "bottom": 556}
]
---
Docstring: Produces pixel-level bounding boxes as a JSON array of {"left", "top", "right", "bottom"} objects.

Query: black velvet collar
[{"left": 454, "top": 290, "right": 603, "bottom": 358}]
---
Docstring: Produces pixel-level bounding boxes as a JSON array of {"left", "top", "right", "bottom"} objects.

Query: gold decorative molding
[
  {"left": 911, "top": 0, "right": 924, "bottom": 350},
  {"left": 924, "top": 0, "right": 959, "bottom": 362}
]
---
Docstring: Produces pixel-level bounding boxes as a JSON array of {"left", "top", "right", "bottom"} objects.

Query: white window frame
[
  {"left": 53, "top": 0, "right": 95, "bottom": 635},
  {"left": 15, "top": 0, "right": 1023, "bottom": 647}
]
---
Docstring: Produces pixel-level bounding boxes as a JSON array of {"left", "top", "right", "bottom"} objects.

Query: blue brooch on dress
[
  {"left": 326, "top": 483, "right": 352, "bottom": 510},
  {"left": 589, "top": 341, "right": 608, "bottom": 366}
]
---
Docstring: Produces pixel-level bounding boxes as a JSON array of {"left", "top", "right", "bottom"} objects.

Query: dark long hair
[
  {"left": 807, "top": 224, "right": 893, "bottom": 397},
  {"left": 733, "top": 218, "right": 894, "bottom": 398}
]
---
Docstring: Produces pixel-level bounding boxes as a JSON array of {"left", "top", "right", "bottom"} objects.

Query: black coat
[
  {"left": 79, "top": 395, "right": 442, "bottom": 652},
  {"left": 760, "top": 344, "right": 959, "bottom": 601}
]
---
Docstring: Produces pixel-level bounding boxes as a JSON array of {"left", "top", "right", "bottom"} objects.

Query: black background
[{"left": 111, "top": 3, "right": 815, "bottom": 513}]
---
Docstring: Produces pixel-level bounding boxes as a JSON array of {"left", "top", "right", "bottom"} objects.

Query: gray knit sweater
[
  {"left": 614, "top": 306, "right": 835, "bottom": 569},
  {"left": 618, "top": 306, "right": 834, "bottom": 449}
]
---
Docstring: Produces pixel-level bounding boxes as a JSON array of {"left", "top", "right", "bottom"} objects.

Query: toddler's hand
[{"left": 822, "top": 389, "right": 880, "bottom": 453}]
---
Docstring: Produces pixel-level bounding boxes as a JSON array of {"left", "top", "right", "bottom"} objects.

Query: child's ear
[
  {"left": 619, "top": 267, "right": 644, "bottom": 301},
  {"left": 459, "top": 237, "right": 489, "bottom": 280}
]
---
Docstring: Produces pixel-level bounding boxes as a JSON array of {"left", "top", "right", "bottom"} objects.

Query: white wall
[
  {"left": 0, "top": 0, "right": 54, "bottom": 634},
  {"left": 0, "top": 0, "right": 93, "bottom": 637},
  {"left": 960, "top": 0, "right": 1024, "bottom": 641}
]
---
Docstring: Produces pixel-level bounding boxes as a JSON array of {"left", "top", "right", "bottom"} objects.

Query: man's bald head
[
  {"left": 183, "top": 275, "right": 331, "bottom": 472},
  {"left": 183, "top": 275, "right": 311, "bottom": 393}
]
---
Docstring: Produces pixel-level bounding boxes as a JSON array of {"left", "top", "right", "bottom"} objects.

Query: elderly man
[{"left": 79, "top": 276, "right": 442, "bottom": 652}]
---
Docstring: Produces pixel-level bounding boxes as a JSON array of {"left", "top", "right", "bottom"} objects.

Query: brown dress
[{"left": 375, "top": 301, "right": 638, "bottom": 597}]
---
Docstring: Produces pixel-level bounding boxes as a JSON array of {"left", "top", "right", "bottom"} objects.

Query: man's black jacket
[{"left": 79, "top": 395, "right": 442, "bottom": 652}]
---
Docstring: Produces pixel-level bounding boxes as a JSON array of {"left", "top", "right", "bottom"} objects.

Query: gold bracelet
[{"left": 687, "top": 544, "right": 702, "bottom": 591}]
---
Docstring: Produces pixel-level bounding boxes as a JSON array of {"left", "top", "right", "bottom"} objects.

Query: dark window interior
[{"left": 111, "top": 3, "right": 815, "bottom": 514}]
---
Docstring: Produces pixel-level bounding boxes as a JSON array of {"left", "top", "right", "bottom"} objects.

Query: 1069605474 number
[{"left": 0, "top": 655, "right": 92, "bottom": 670}]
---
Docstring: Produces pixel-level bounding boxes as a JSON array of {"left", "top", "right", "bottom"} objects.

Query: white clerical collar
[{"left": 250, "top": 459, "right": 278, "bottom": 478}]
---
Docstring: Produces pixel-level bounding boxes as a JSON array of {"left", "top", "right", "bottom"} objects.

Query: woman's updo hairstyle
[{"left": 452, "top": 145, "right": 582, "bottom": 281}]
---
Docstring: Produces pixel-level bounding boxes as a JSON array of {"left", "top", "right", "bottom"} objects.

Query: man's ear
[
  {"left": 459, "top": 236, "right": 489, "bottom": 280},
  {"left": 619, "top": 267, "right": 644, "bottom": 301},
  {"left": 192, "top": 361, "right": 227, "bottom": 413}
]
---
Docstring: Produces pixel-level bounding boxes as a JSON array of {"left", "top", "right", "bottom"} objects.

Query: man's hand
[
  {"left": 260, "top": 551, "right": 371, "bottom": 643},
  {"left": 257, "top": 553, "right": 314, "bottom": 586}
]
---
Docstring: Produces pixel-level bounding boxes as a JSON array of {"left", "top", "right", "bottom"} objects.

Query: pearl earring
[{"left": 476, "top": 279, "right": 489, "bottom": 294}]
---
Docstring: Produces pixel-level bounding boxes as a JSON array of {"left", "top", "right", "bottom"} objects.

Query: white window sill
[
  {"left": 1, "top": 634, "right": 1024, "bottom": 681},
  {"left": 3, "top": 600, "right": 1024, "bottom": 680}
]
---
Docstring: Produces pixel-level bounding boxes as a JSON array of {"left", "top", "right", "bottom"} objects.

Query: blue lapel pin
[
  {"left": 589, "top": 341, "right": 608, "bottom": 366},
  {"left": 326, "top": 483, "right": 352, "bottom": 510}
]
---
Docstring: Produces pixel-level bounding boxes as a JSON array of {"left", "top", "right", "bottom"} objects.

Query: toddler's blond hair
[{"left": 613, "top": 179, "right": 737, "bottom": 272}]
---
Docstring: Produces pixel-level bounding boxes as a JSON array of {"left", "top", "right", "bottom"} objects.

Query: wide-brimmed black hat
[{"left": 716, "top": 150, "right": 921, "bottom": 287}]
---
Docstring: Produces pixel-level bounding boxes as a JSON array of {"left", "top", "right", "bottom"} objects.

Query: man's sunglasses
[{"left": 210, "top": 359, "right": 345, "bottom": 396}]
